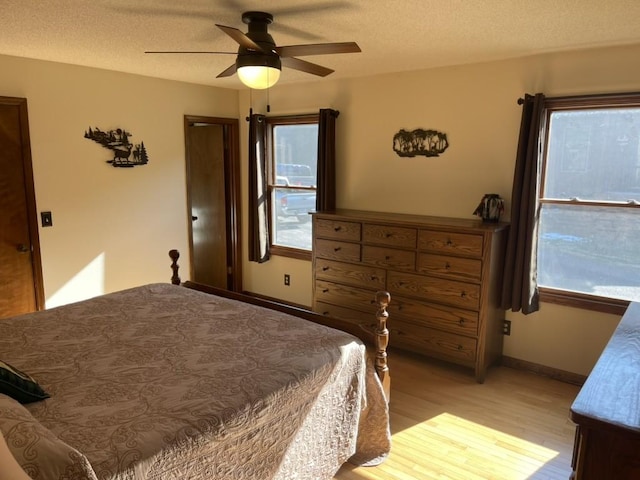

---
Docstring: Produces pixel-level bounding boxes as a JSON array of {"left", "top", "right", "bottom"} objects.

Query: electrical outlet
[
  {"left": 284, "top": 274, "right": 290, "bottom": 286},
  {"left": 503, "top": 320, "right": 511, "bottom": 336}
]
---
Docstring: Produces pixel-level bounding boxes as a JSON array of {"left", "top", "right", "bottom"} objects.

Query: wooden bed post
[
  {"left": 169, "top": 249, "right": 181, "bottom": 285},
  {"left": 375, "top": 291, "right": 391, "bottom": 402}
]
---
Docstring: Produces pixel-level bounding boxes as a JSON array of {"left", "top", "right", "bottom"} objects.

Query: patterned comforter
[{"left": 0, "top": 283, "right": 390, "bottom": 479}]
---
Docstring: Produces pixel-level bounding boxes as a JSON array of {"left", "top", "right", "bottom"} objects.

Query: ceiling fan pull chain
[{"left": 267, "top": 86, "right": 271, "bottom": 113}]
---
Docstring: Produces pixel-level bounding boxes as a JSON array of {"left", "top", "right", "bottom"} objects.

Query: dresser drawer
[
  {"left": 315, "top": 218, "right": 361, "bottom": 241},
  {"left": 363, "top": 223, "right": 417, "bottom": 248},
  {"left": 314, "top": 280, "right": 377, "bottom": 312},
  {"left": 314, "top": 301, "right": 377, "bottom": 329},
  {"left": 362, "top": 245, "right": 415, "bottom": 271},
  {"left": 315, "top": 258, "right": 386, "bottom": 290},
  {"left": 417, "top": 253, "right": 482, "bottom": 282},
  {"left": 391, "top": 322, "right": 477, "bottom": 363},
  {"left": 388, "top": 295, "right": 479, "bottom": 336},
  {"left": 418, "top": 230, "right": 483, "bottom": 257},
  {"left": 388, "top": 271, "right": 480, "bottom": 310},
  {"left": 314, "top": 239, "right": 361, "bottom": 262}
]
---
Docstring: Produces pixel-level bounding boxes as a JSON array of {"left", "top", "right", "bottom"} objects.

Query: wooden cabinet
[
  {"left": 570, "top": 303, "right": 640, "bottom": 480},
  {"left": 312, "top": 209, "right": 509, "bottom": 382}
]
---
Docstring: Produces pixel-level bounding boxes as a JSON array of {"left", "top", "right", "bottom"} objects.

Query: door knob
[
  {"left": 17, "top": 244, "right": 30, "bottom": 253},
  {"left": 191, "top": 216, "right": 198, "bottom": 221}
]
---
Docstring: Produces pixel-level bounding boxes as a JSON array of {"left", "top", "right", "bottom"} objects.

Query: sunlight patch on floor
[
  {"left": 394, "top": 412, "right": 561, "bottom": 479},
  {"left": 339, "top": 412, "right": 562, "bottom": 480}
]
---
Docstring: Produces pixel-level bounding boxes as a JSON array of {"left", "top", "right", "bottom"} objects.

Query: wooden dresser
[
  {"left": 570, "top": 302, "right": 640, "bottom": 479},
  {"left": 311, "top": 209, "right": 509, "bottom": 382}
]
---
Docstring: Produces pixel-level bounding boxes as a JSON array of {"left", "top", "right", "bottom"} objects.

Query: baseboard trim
[{"left": 501, "top": 355, "right": 586, "bottom": 386}]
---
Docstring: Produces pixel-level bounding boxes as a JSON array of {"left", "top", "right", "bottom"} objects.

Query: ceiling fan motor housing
[{"left": 237, "top": 11, "right": 281, "bottom": 70}]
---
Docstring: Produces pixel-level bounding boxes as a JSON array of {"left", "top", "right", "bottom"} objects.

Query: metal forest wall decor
[
  {"left": 84, "top": 127, "right": 149, "bottom": 167},
  {"left": 392, "top": 128, "right": 449, "bottom": 158}
]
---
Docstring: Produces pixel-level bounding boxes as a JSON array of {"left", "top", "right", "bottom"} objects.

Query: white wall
[
  {"left": 241, "top": 43, "right": 640, "bottom": 376},
  {"left": 0, "top": 54, "right": 238, "bottom": 307}
]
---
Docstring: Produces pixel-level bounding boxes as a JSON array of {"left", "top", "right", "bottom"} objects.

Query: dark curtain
[
  {"left": 316, "top": 108, "right": 339, "bottom": 212},
  {"left": 501, "top": 93, "right": 546, "bottom": 314},
  {"left": 248, "top": 113, "right": 270, "bottom": 263}
]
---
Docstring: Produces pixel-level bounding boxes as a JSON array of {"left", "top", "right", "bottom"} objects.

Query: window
[
  {"left": 537, "top": 94, "right": 640, "bottom": 312},
  {"left": 266, "top": 115, "right": 318, "bottom": 259}
]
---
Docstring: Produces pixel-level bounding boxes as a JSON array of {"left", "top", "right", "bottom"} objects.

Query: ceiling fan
[{"left": 145, "top": 11, "right": 361, "bottom": 89}]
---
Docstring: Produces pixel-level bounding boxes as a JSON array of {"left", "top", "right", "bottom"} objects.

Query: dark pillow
[{"left": 0, "top": 360, "right": 50, "bottom": 404}]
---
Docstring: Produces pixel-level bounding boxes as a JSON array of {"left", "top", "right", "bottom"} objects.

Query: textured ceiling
[{"left": 3, "top": 0, "right": 640, "bottom": 90}]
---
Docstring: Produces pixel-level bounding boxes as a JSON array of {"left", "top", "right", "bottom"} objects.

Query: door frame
[
  {"left": 1, "top": 96, "right": 45, "bottom": 310},
  {"left": 184, "top": 115, "right": 242, "bottom": 292}
]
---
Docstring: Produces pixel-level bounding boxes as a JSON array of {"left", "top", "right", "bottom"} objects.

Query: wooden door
[
  {"left": 0, "top": 97, "right": 44, "bottom": 319},
  {"left": 184, "top": 116, "right": 241, "bottom": 291}
]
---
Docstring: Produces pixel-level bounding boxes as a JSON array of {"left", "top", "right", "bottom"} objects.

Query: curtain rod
[{"left": 517, "top": 93, "right": 534, "bottom": 105}]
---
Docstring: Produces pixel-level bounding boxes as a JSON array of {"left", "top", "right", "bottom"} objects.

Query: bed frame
[{"left": 169, "top": 249, "right": 391, "bottom": 399}]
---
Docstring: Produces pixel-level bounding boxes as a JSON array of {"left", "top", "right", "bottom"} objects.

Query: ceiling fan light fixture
[
  {"left": 237, "top": 65, "right": 281, "bottom": 89},
  {"left": 236, "top": 51, "right": 281, "bottom": 89}
]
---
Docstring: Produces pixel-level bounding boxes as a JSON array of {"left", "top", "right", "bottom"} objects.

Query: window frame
[
  {"left": 265, "top": 114, "right": 318, "bottom": 260},
  {"left": 538, "top": 92, "right": 640, "bottom": 315}
]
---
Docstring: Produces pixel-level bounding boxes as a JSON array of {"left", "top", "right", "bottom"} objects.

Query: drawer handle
[
  {"left": 322, "top": 288, "right": 329, "bottom": 293},
  {"left": 457, "top": 345, "right": 463, "bottom": 350},
  {"left": 386, "top": 233, "right": 392, "bottom": 238},
  {"left": 334, "top": 247, "right": 341, "bottom": 252},
  {"left": 445, "top": 262, "right": 451, "bottom": 270},
  {"left": 458, "top": 318, "right": 465, "bottom": 325},
  {"left": 460, "top": 291, "right": 467, "bottom": 298},
  {"left": 446, "top": 239, "right": 453, "bottom": 246},
  {"left": 334, "top": 226, "right": 342, "bottom": 232},
  {"left": 323, "top": 311, "right": 330, "bottom": 316},
  {"left": 385, "top": 255, "right": 391, "bottom": 260},
  {"left": 322, "top": 266, "right": 329, "bottom": 271},
  {"left": 370, "top": 275, "right": 377, "bottom": 281}
]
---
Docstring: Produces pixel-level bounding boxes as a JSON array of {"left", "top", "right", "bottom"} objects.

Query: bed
[{"left": 0, "top": 250, "right": 391, "bottom": 480}]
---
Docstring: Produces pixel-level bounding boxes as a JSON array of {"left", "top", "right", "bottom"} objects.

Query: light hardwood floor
[{"left": 335, "top": 350, "right": 580, "bottom": 480}]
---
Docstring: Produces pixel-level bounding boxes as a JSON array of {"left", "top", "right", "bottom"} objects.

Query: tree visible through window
[
  {"left": 266, "top": 115, "right": 318, "bottom": 258},
  {"left": 538, "top": 94, "right": 640, "bottom": 309}
]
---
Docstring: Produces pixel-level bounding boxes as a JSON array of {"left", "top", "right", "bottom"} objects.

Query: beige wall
[
  {"left": 3, "top": 42, "right": 635, "bottom": 377},
  {"left": 242, "top": 43, "right": 640, "bottom": 376},
  {"left": 0, "top": 54, "right": 238, "bottom": 307}
]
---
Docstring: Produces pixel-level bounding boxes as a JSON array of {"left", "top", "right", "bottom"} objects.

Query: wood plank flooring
[{"left": 335, "top": 350, "right": 580, "bottom": 480}]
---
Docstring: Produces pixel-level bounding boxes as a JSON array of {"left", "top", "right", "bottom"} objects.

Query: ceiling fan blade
[
  {"left": 275, "top": 42, "right": 361, "bottom": 57},
  {"left": 216, "top": 24, "right": 265, "bottom": 52},
  {"left": 217, "top": 64, "right": 237, "bottom": 78},
  {"left": 280, "top": 57, "right": 334, "bottom": 77},
  {"left": 145, "top": 51, "right": 236, "bottom": 55}
]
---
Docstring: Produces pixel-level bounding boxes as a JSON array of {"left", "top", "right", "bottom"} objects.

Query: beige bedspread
[{"left": 0, "top": 284, "right": 390, "bottom": 479}]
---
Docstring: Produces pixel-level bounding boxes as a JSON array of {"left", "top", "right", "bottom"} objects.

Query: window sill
[
  {"left": 539, "top": 287, "right": 629, "bottom": 316},
  {"left": 269, "top": 245, "right": 312, "bottom": 261}
]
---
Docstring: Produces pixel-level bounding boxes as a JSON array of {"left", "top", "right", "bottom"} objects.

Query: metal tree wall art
[
  {"left": 84, "top": 127, "right": 149, "bottom": 167},
  {"left": 392, "top": 128, "right": 449, "bottom": 157}
]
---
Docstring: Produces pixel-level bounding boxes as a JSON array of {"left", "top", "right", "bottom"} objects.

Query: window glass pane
[
  {"left": 269, "top": 120, "right": 318, "bottom": 252},
  {"left": 545, "top": 108, "right": 640, "bottom": 202},
  {"left": 273, "top": 124, "right": 318, "bottom": 187},
  {"left": 538, "top": 203, "right": 640, "bottom": 301},
  {"left": 272, "top": 187, "right": 314, "bottom": 249}
]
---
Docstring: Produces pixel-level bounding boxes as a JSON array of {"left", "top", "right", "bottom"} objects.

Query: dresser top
[
  {"left": 313, "top": 209, "right": 509, "bottom": 233},
  {"left": 571, "top": 302, "right": 640, "bottom": 433}
]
